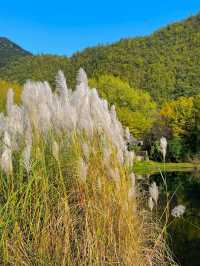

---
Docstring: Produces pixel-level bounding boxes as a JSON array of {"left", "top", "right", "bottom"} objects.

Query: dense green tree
[
  {"left": 168, "top": 137, "right": 186, "bottom": 162},
  {"left": 186, "top": 94, "right": 200, "bottom": 155},
  {"left": 89, "top": 75, "right": 157, "bottom": 137}
]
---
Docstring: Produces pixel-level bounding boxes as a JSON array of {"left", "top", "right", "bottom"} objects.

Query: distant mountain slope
[
  {"left": 1, "top": 12, "right": 200, "bottom": 102},
  {"left": 0, "top": 37, "right": 31, "bottom": 68},
  {"left": 0, "top": 55, "right": 72, "bottom": 86},
  {"left": 71, "top": 12, "right": 200, "bottom": 102}
]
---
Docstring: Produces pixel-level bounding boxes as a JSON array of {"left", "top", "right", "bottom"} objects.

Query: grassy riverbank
[{"left": 133, "top": 161, "right": 200, "bottom": 175}]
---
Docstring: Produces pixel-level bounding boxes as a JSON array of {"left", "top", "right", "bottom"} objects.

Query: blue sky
[{"left": 1, "top": 0, "right": 200, "bottom": 56}]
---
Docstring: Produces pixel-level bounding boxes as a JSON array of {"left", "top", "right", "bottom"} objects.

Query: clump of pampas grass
[{"left": 0, "top": 69, "right": 174, "bottom": 265}]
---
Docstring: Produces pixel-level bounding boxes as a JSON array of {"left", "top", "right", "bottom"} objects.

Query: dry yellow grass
[
  {"left": 0, "top": 80, "right": 21, "bottom": 111},
  {"left": 0, "top": 134, "right": 174, "bottom": 265}
]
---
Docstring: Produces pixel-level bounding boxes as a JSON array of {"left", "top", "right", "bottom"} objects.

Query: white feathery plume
[
  {"left": 0, "top": 113, "right": 6, "bottom": 136},
  {"left": 62, "top": 104, "right": 77, "bottom": 131},
  {"left": 21, "top": 80, "right": 53, "bottom": 132},
  {"left": 125, "top": 127, "right": 131, "bottom": 140},
  {"left": 1, "top": 149, "right": 13, "bottom": 175},
  {"left": 8, "top": 105, "right": 24, "bottom": 136},
  {"left": 160, "top": 137, "right": 167, "bottom": 161},
  {"left": 0, "top": 69, "right": 136, "bottom": 185},
  {"left": 6, "top": 89, "right": 25, "bottom": 146},
  {"left": 148, "top": 197, "right": 154, "bottom": 211},
  {"left": 110, "top": 105, "right": 117, "bottom": 121},
  {"left": 77, "top": 94, "right": 94, "bottom": 136},
  {"left": 51, "top": 94, "right": 66, "bottom": 131},
  {"left": 102, "top": 99, "right": 108, "bottom": 110},
  {"left": 55, "top": 70, "right": 69, "bottom": 102},
  {"left": 23, "top": 144, "right": 32, "bottom": 173},
  {"left": 128, "top": 173, "right": 136, "bottom": 200},
  {"left": 171, "top": 205, "right": 185, "bottom": 218},
  {"left": 38, "top": 103, "right": 52, "bottom": 132},
  {"left": 102, "top": 145, "right": 111, "bottom": 167},
  {"left": 51, "top": 94, "right": 76, "bottom": 132},
  {"left": 3, "top": 131, "right": 11, "bottom": 149},
  {"left": 149, "top": 182, "right": 159, "bottom": 205},
  {"left": 117, "top": 149, "right": 124, "bottom": 165},
  {"left": 1, "top": 131, "right": 12, "bottom": 175},
  {"left": 76, "top": 68, "right": 88, "bottom": 86},
  {"left": 25, "top": 124, "right": 32, "bottom": 146},
  {"left": 89, "top": 89, "right": 111, "bottom": 135}
]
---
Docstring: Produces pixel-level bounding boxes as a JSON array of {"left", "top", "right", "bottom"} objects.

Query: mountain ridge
[
  {"left": 1, "top": 11, "right": 200, "bottom": 102},
  {"left": 0, "top": 37, "right": 31, "bottom": 68}
]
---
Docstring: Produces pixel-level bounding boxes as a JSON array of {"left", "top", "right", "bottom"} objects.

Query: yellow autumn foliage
[
  {"left": 160, "top": 96, "right": 194, "bottom": 137},
  {"left": 0, "top": 80, "right": 21, "bottom": 111}
]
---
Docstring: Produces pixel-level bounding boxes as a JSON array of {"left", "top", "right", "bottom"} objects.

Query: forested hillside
[
  {"left": 72, "top": 13, "right": 200, "bottom": 102},
  {"left": 0, "top": 37, "right": 31, "bottom": 68},
  {"left": 1, "top": 13, "right": 200, "bottom": 103}
]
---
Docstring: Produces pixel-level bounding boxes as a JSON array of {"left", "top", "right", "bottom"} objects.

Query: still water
[{"left": 149, "top": 171, "right": 200, "bottom": 266}]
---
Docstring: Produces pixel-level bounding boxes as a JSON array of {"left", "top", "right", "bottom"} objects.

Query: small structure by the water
[
  {"left": 135, "top": 150, "right": 149, "bottom": 162},
  {"left": 127, "top": 135, "right": 143, "bottom": 150},
  {"left": 125, "top": 132, "right": 148, "bottom": 162}
]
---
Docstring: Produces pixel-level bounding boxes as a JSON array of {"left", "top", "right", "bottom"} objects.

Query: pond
[{"left": 148, "top": 171, "right": 200, "bottom": 266}]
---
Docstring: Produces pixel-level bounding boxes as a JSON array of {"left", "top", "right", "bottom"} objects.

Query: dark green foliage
[
  {"left": 184, "top": 94, "right": 200, "bottom": 155},
  {"left": 168, "top": 137, "right": 186, "bottom": 162},
  {"left": 0, "top": 55, "right": 73, "bottom": 87},
  {"left": 149, "top": 140, "right": 162, "bottom": 162}
]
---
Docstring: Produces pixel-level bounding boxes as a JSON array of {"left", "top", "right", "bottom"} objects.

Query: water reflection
[{"left": 149, "top": 171, "right": 200, "bottom": 266}]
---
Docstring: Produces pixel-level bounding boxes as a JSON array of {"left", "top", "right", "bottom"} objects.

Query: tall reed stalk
[{"left": 0, "top": 70, "right": 173, "bottom": 265}]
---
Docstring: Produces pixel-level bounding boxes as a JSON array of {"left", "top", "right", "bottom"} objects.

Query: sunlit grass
[
  {"left": 0, "top": 70, "right": 174, "bottom": 265},
  {"left": 133, "top": 161, "right": 199, "bottom": 175},
  {"left": 0, "top": 133, "right": 169, "bottom": 265}
]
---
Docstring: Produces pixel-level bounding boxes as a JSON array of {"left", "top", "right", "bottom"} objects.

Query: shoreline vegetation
[{"left": 133, "top": 161, "right": 200, "bottom": 174}]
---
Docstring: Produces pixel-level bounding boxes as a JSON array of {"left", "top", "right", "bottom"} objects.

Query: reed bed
[{"left": 0, "top": 69, "right": 173, "bottom": 265}]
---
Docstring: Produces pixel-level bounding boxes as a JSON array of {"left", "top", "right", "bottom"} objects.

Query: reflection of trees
[{"left": 150, "top": 172, "right": 200, "bottom": 266}]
